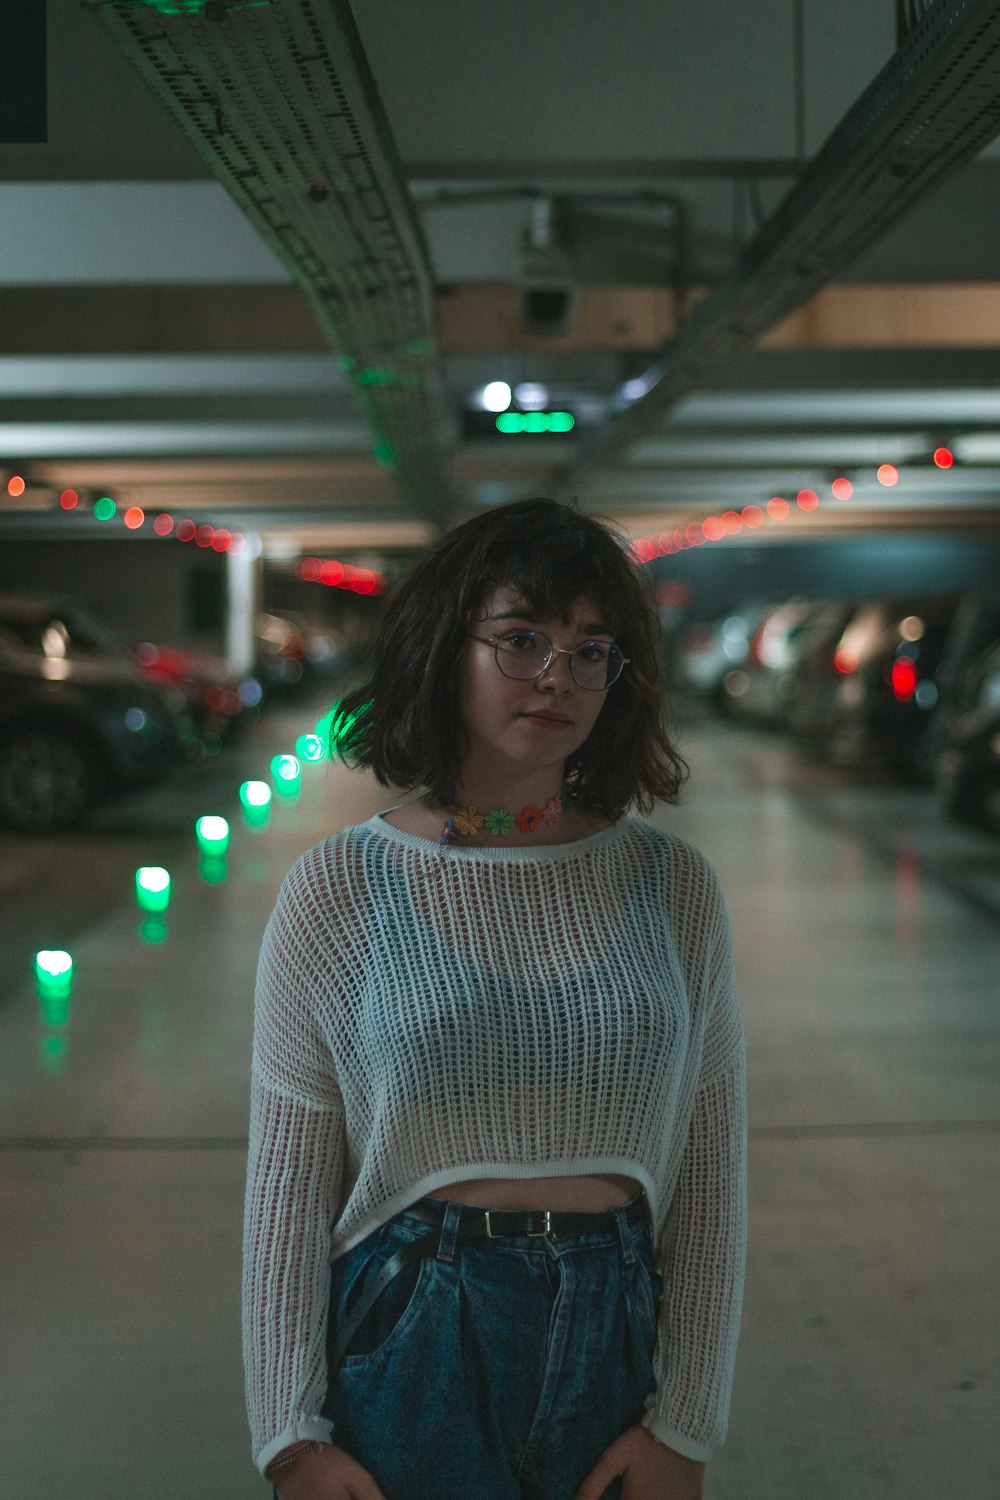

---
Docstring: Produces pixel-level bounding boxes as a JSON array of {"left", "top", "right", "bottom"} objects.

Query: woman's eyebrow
[{"left": 488, "top": 609, "right": 615, "bottom": 635}]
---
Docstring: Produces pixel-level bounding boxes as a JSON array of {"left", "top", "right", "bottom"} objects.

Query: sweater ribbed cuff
[
  {"left": 640, "top": 1409, "right": 713, "bottom": 1463},
  {"left": 256, "top": 1417, "right": 334, "bottom": 1477}
]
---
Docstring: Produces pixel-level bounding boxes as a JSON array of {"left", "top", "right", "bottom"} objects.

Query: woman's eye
[
  {"left": 578, "top": 642, "right": 608, "bottom": 662},
  {"left": 504, "top": 632, "right": 538, "bottom": 650}
]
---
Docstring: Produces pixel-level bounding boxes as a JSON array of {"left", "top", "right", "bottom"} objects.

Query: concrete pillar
[{"left": 225, "top": 534, "right": 259, "bottom": 673}]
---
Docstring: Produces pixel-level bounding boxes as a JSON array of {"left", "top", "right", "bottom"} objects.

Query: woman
[{"left": 243, "top": 498, "right": 747, "bottom": 1500}]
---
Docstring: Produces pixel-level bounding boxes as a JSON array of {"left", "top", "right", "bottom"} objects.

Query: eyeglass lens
[{"left": 495, "top": 631, "right": 623, "bottom": 689}]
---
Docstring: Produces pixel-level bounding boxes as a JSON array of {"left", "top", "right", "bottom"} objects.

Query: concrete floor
[{"left": 0, "top": 687, "right": 997, "bottom": 1499}]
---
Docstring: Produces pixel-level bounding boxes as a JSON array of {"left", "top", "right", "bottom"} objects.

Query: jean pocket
[{"left": 335, "top": 1239, "right": 430, "bottom": 1365}]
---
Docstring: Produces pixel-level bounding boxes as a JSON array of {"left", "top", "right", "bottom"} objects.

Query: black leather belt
[{"left": 329, "top": 1191, "right": 649, "bottom": 1373}]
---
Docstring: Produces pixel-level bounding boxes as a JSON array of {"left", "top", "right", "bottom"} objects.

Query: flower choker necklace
[{"left": 439, "top": 783, "right": 570, "bottom": 845}]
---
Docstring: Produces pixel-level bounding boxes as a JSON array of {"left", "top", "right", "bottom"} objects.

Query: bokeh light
[
  {"left": 195, "top": 815, "right": 230, "bottom": 855},
  {"left": 135, "top": 866, "right": 171, "bottom": 913}
]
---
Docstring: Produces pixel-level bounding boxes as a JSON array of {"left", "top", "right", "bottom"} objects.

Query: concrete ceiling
[{"left": 3, "top": 0, "right": 1000, "bottom": 559}]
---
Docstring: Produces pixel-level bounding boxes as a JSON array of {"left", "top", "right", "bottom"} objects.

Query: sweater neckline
[{"left": 365, "top": 809, "right": 636, "bottom": 863}]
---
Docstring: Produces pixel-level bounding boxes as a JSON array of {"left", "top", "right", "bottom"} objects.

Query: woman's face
[{"left": 456, "top": 584, "right": 616, "bottom": 777}]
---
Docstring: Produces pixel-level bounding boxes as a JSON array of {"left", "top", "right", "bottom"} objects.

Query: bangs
[{"left": 472, "top": 538, "right": 627, "bottom": 633}]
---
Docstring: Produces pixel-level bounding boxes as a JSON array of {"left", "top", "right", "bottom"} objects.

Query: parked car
[
  {"left": 131, "top": 640, "right": 246, "bottom": 750},
  {"left": 256, "top": 612, "right": 308, "bottom": 689},
  {"left": 803, "top": 597, "right": 959, "bottom": 775},
  {"left": 721, "top": 598, "right": 854, "bottom": 725},
  {"left": 933, "top": 643, "right": 1000, "bottom": 832},
  {"left": 278, "top": 610, "right": 352, "bottom": 679},
  {"left": 0, "top": 593, "right": 193, "bottom": 832},
  {"left": 916, "top": 590, "right": 1000, "bottom": 768},
  {"left": 675, "top": 600, "right": 772, "bottom": 703},
  {"left": 786, "top": 601, "right": 864, "bottom": 739},
  {"left": 929, "top": 598, "right": 1000, "bottom": 830}
]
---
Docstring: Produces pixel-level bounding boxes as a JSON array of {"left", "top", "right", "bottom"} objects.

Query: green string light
[
  {"left": 135, "top": 866, "right": 171, "bottom": 914},
  {"left": 35, "top": 951, "right": 73, "bottom": 1020},
  {"left": 271, "top": 754, "right": 302, "bottom": 797},
  {"left": 195, "top": 815, "right": 230, "bottom": 856},
  {"left": 295, "top": 734, "right": 325, "bottom": 763}
]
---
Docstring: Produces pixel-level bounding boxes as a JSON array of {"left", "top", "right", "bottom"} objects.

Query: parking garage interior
[{"left": 1, "top": 4, "right": 999, "bottom": 1497}]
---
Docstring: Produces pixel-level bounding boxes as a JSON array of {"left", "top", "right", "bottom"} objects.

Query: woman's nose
[{"left": 537, "top": 648, "right": 575, "bottom": 687}]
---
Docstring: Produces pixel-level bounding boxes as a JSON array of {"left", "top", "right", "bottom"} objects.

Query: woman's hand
[
  {"left": 273, "top": 1442, "right": 389, "bottom": 1500},
  {"left": 571, "top": 1424, "right": 706, "bottom": 1500}
]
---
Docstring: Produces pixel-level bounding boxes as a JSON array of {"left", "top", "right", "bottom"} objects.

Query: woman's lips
[{"left": 521, "top": 712, "right": 572, "bottom": 728}]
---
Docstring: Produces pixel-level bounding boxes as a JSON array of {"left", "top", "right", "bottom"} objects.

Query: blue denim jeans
[{"left": 317, "top": 1188, "right": 662, "bottom": 1500}]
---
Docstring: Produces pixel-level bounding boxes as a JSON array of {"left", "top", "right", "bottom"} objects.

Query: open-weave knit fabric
[{"left": 242, "top": 812, "right": 746, "bottom": 1474}]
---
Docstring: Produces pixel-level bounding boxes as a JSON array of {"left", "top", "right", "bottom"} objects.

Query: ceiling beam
[{"left": 6, "top": 282, "right": 1000, "bottom": 359}]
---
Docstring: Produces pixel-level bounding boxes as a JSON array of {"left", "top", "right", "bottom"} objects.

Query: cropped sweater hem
[{"left": 330, "top": 1158, "right": 659, "bottom": 1261}]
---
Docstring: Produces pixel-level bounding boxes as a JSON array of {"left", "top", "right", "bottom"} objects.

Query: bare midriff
[{"left": 429, "top": 1172, "right": 641, "bottom": 1213}]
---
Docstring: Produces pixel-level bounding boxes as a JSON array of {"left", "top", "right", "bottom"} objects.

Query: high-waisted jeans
[{"left": 316, "top": 1188, "right": 663, "bottom": 1500}]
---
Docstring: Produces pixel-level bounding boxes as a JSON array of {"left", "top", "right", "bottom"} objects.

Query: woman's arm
[
  {"left": 243, "top": 1073, "right": 346, "bottom": 1472},
  {"left": 243, "top": 862, "right": 348, "bottom": 1475},
  {"left": 642, "top": 868, "right": 748, "bottom": 1460}
]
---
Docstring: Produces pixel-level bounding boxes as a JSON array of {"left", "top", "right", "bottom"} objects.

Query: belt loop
[
  {"left": 435, "top": 1200, "right": 463, "bottom": 1264},
  {"left": 613, "top": 1202, "right": 635, "bottom": 1265}
]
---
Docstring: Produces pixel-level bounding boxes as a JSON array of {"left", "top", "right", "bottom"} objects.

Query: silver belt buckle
[{"left": 484, "top": 1208, "right": 552, "bottom": 1238}]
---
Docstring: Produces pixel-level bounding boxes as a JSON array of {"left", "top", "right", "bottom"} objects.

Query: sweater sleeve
[
  {"left": 242, "top": 862, "right": 347, "bottom": 1475},
  {"left": 640, "top": 867, "right": 748, "bottom": 1461}
]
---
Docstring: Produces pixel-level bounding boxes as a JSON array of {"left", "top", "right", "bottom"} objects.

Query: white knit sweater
[{"left": 242, "top": 811, "right": 746, "bottom": 1475}]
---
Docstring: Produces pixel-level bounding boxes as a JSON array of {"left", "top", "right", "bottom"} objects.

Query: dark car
[
  {"left": 131, "top": 640, "right": 246, "bottom": 751},
  {"left": 933, "top": 640, "right": 1000, "bottom": 831},
  {"left": 256, "top": 612, "right": 308, "bottom": 690},
  {"left": 674, "top": 599, "right": 772, "bottom": 704},
  {"left": 721, "top": 598, "right": 855, "bottom": 726},
  {"left": 802, "top": 596, "right": 959, "bottom": 775},
  {"left": 0, "top": 593, "right": 192, "bottom": 832},
  {"left": 928, "top": 595, "right": 1000, "bottom": 830}
]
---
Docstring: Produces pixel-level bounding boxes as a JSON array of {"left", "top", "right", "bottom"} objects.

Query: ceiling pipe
[
  {"left": 86, "top": 0, "right": 457, "bottom": 532},
  {"left": 554, "top": 0, "right": 1000, "bottom": 496}
]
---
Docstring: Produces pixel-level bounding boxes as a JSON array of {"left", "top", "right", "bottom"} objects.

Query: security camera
[
  {"left": 520, "top": 197, "right": 576, "bottom": 336},
  {"left": 520, "top": 284, "right": 577, "bottom": 336}
]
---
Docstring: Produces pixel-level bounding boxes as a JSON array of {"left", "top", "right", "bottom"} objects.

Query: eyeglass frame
[{"left": 466, "top": 630, "right": 630, "bottom": 690}]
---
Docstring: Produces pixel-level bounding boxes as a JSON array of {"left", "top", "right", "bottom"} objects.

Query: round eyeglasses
[{"left": 467, "top": 630, "right": 629, "bottom": 691}]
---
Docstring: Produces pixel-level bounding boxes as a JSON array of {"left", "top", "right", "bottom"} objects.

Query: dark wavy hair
[{"left": 331, "top": 497, "right": 688, "bottom": 817}]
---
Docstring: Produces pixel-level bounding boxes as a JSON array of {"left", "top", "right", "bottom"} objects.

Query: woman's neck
[{"left": 447, "top": 774, "right": 566, "bottom": 815}]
